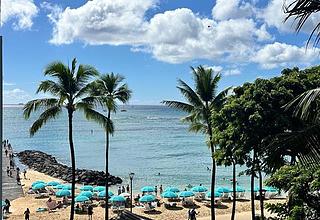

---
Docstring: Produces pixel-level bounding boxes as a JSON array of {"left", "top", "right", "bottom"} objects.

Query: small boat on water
[{"left": 121, "top": 109, "right": 127, "bottom": 112}]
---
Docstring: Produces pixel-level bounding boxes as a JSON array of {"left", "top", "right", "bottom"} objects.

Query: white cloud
[
  {"left": 3, "top": 88, "right": 32, "bottom": 104},
  {"left": 252, "top": 42, "right": 320, "bottom": 69},
  {"left": 203, "top": 65, "right": 223, "bottom": 73},
  {"left": 48, "top": 0, "right": 155, "bottom": 45},
  {"left": 212, "top": 0, "right": 254, "bottom": 20},
  {"left": 224, "top": 69, "right": 241, "bottom": 76},
  {"left": 3, "top": 82, "right": 16, "bottom": 86},
  {"left": 47, "top": 0, "right": 273, "bottom": 64},
  {"left": 1, "top": 0, "right": 38, "bottom": 30}
]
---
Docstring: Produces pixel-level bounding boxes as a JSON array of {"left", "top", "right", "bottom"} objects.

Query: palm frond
[
  {"left": 284, "top": 88, "right": 320, "bottom": 123},
  {"left": 188, "top": 121, "right": 207, "bottom": 134},
  {"left": 212, "top": 87, "right": 232, "bottom": 110},
  {"left": 36, "top": 80, "right": 66, "bottom": 97},
  {"left": 100, "top": 73, "right": 125, "bottom": 93},
  {"left": 80, "top": 107, "right": 114, "bottom": 134},
  {"left": 114, "top": 84, "right": 132, "bottom": 103},
  {"left": 161, "top": 100, "right": 194, "bottom": 113},
  {"left": 23, "top": 98, "right": 60, "bottom": 119},
  {"left": 284, "top": 0, "right": 320, "bottom": 46},
  {"left": 75, "top": 64, "right": 99, "bottom": 86},
  {"left": 29, "top": 106, "right": 62, "bottom": 136},
  {"left": 177, "top": 79, "right": 204, "bottom": 108}
]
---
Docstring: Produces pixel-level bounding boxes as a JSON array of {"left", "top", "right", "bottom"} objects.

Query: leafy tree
[
  {"left": 23, "top": 58, "right": 105, "bottom": 220},
  {"left": 265, "top": 165, "right": 320, "bottom": 220},
  {"left": 88, "top": 73, "right": 131, "bottom": 220},
  {"left": 162, "top": 66, "right": 229, "bottom": 220},
  {"left": 213, "top": 66, "right": 320, "bottom": 219}
]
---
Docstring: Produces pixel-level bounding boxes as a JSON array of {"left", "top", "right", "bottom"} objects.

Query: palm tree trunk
[
  {"left": 231, "top": 161, "right": 236, "bottom": 220},
  {"left": 105, "top": 110, "right": 111, "bottom": 220},
  {"left": 68, "top": 109, "right": 75, "bottom": 220},
  {"left": 251, "top": 149, "right": 256, "bottom": 220},
  {"left": 258, "top": 167, "right": 264, "bottom": 220},
  {"left": 205, "top": 102, "right": 216, "bottom": 220}
]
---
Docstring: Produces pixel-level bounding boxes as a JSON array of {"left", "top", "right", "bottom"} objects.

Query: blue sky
[{"left": 1, "top": 0, "right": 319, "bottom": 104}]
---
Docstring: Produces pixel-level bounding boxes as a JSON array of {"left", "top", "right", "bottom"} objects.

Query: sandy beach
[{"left": 2, "top": 169, "right": 285, "bottom": 220}]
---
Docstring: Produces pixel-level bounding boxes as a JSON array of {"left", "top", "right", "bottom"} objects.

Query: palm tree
[
  {"left": 89, "top": 73, "right": 131, "bottom": 220},
  {"left": 284, "top": 0, "right": 320, "bottom": 46},
  {"left": 23, "top": 58, "right": 109, "bottom": 220},
  {"left": 162, "top": 66, "right": 229, "bottom": 220}
]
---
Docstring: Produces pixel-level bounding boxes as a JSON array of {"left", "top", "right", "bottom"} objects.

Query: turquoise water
[{"left": 3, "top": 105, "right": 251, "bottom": 193}]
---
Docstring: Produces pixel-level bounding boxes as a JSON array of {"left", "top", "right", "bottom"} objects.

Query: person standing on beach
[
  {"left": 160, "top": 185, "right": 163, "bottom": 194},
  {"left": 4, "top": 199, "right": 10, "bottom": 213},
  {"left": 6, "top": 167, "right": 10, "bottom": 176},
  {"left": 9, "top": 169, "right": 12, "bottom": 177},
  {"left": 126, "top": 184, "right": 130, "bottom": 193},
  {"left": 122, "top": 186, "right": 125, "bottom": 193},
  {"left": 5, "top": 148, "right": 8, "bottom": 157},
  {"left": 16, "top": 173, "right": 21, "bottom": 185},
  {"left": 24, "top": 208, "right": 30, "bottom": 220},
  {"left": 118, "top": 187, "right": 121, "bottom": 195},
  {"left": 87, "top": 205, "right": 93, "bottom": 220},
  {"left": 23, "top": 169, "right": 27, "bottom": 179},
  {"left": 155, "top": 186, "right": 158, "bottom": 195}
]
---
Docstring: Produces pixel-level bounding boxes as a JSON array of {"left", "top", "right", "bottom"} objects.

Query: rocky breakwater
[{"left": 17, "top": 150, "right": 122, "bottom": 186}]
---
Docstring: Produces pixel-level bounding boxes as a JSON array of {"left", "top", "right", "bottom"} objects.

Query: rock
[{"left": 17, "top": 150, "right": 122, "bottom": 186}]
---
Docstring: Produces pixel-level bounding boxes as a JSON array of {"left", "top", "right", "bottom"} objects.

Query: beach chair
[
  {"left": 112, "top": 205, "right": 125, "bottom": 213},
  {"left": 35, "top": 193, "right": 50, "bottom": 199},
  {"left": 143, "top": 203, "right": 155, "bottom": 213},
  {"left": 164, "top": 202, "right": 177, "bottom": 209}
]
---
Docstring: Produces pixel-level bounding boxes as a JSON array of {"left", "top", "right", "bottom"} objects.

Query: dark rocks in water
[{"left": 17, "top": 150, "right": 122, "bottom": 186}]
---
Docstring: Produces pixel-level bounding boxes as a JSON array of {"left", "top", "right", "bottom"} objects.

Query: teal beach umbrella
[
  {"left": 141, "top": 186, "right": 154, "bottom": 193},
  {"left": 164, "top": 187, "right": 180, "bottom": 193},
  {"left": 79, "top": 191, "right": 93, "bottom": 199},
  {"left": 56, "top": 190, "right": 71, "bottom": 197},
  {"left": 32, "top": 183, "right": 46, "bottom": 190},
  {"left": 110, "top": 196, "right": 126, "bottom": 203},
  {"left": 93, "top": 186, "right": 105, "bottom": 192},
  {"left": 206, "top": 191, "right": 221, "bottom": 198},
  {"left": 179, "top": 191, "right": 195, "bottom": 198},
  {"left": 139, "top": 195, "right": 156, "bottom": 203},
  {"left": 265, "top": 186, "right": 278, "bottom": 192},
  {"left": 161, "top": 191, "right": 178, "bottom": 198},
  {"left": 32, "top": 181, "right": 46, "bottom": 187},
  {"left": 53, "top": 184, "right": 65, "bottom": 189},
  {"left": 98, "top": 191, "right": 114, "bottom": 198},
  {"left": 80, "top": 185, "right": 94, "bottom": 192},
  {"left": 191, "top": 186, "right": 208, "bottom": 192},
  {"left": 46, "top": 181, "right": 60, "bottom": 186},
  {"left": 75, "top": 195, "right": 90, "bottom": 203},
  {"left": 217, "top": 187, "right": 232, "bottom": 193},
  {"left": 62, "top": 184, "right": 73, "bottom": 190}
]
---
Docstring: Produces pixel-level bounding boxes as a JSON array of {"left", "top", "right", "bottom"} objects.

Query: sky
[{"left": 1, "top": 0, "right": 320, "bottom": 105}]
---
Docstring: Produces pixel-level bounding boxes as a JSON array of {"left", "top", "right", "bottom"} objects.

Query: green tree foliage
[{"left": 265, "top": 165, "right": 320, "bottom": 220}]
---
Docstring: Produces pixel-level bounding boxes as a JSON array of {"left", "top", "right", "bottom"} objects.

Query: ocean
[{"left": 3, "top": 105, "right": 253, "bottom": 193}]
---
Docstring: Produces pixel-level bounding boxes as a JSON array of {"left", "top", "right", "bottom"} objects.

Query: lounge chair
[
  {"left": 111, "top": 205, "right": 125, "bottom": 213},
  {"left": 35, "top": 193, "right": 50, "bottom": 199},
  {"left": 164, "top": 202, "right": 177, "bottom": 209},
  {"left": 182, "top": 199, "right": 195, "bottom": 207},
  {"left": 194, "top": 193, "right": 205, "bottom": 201},
  {"left": 143, "top": 203, "right": 155, "bottom": 213}
]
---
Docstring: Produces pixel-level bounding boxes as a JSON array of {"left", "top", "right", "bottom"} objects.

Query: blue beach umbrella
[
  {"left": 216, "top": 187, "right": 232, "bottom": 193},
  {"left": 62, "top": 184, "right": 74, "bottom": 190},
  {"left": 139, "top": 195, "right": 156, "bottom": 203},
  {"left": 164, "top": 187, "right": 180, "bottom": 193},
  {"left": 93, "top": 186, "right": 105, "bottom": 192},
  {"left": 75, "top": 195, "right": 90, "bottom": 203},
  {"left": 56, "top": 190, "right": 71, "bottom": 197},
  {"left": 32, "top": 183, "right": 46, "bottom": 190},
  {"left": 80, "top": 185, "right": 94, "bottom": 192},
  {"left": 207, "top": 191, "right": 221, "bottom": 198},
  {"left": 98, "top": 191, "right": 114, "bottom": 198},
  {"left": 179, "top": 191, "right": 195, "bottom": 198},
  {"left": 79, "top": 191, "right": 93, "bottom": 199},
  {"left": 141, "top": 186, "right": 154, "bottom": 193},
  {"left": 46, "top": 181, "right": 60, "bottom": 186},
  {"left": 161, "top": 191, "right": 178, "bottom": 198},
  {"left": 265, "top": 186, "right": 278, "bottom": 192},
  {"left": 191, "top": 186, "right": 208, "bottom": 192},
  {"left": 32, "top": 181, "right": 46, "bottom": 187},
  {"left": 53, "top": 184, "right": 65, "bottom": 189},
  {"left": 110, "top": 196, "right": 126, "bottom": 203}
]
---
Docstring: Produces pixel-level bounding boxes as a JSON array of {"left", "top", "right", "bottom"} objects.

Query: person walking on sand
[
  {"left": 118, "top": 186, "right": 121, "bottom": 195},
  {"left": 155, "top": 186, "right": 158, "bottom": 195},
  {"left": 5, "top": 148, "right": 8, "bottom": 157},
  {"left": 87, "top": 205, "right": 93, "bottom": 220},
  {"left": 5, "top": 199, "right": 10, "bottom": 213},
  {"left": 126, "top": 184, "right": 130, "bottom": 193},
  {"left": 24, "top": 208, "right": 30, "bottom": 220},
  {"left": 16, "top": 173, "right": 21, "bottom": 185},
  {"left": 122, "top": 186, "right": 125, "bottom": 193},
  {"left": 160, "top": 185, "right": 163, "bottom": 194},
  {"left": 6, "top": 166, "right": 10, "bottom": 176},
  {"left": 23, "top": 169, "right": 27, "bottom": 179}
]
